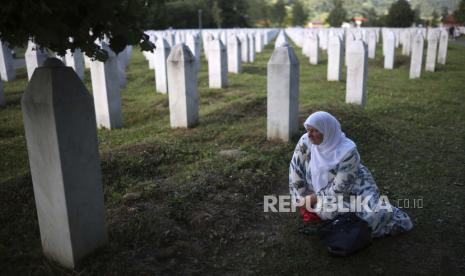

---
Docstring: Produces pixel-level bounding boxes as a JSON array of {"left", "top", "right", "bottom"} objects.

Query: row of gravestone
[
  {"left": 285, "top": 27, "right": 448, "bottom": 78},
  {"left": 142, "top": 29, "right": 277, "bottom": 92},
  {"left": 12, "top": 28, "right": 279, "bottom": 269},
  {"left": 266, "top": 27, "right": 450, "bottom": 142},
  {"left": 0, "top": 38, "right": 133, "bottom": 122}
]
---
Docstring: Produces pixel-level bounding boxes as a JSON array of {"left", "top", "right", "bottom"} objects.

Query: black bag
[{"left": 317, "top": 212, "right": 372, "bottom": 256}]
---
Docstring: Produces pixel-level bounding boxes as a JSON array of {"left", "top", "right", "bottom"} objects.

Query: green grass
[{"left": 1, "top": 38, "right": 465, "bottom": 275}]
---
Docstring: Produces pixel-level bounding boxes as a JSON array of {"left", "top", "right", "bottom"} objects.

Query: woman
[{"left": 289, "top": 111, "right": 413, "bottom": 237}]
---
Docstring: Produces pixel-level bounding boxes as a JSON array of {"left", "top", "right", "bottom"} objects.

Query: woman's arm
[
  {"left": 317, "top": 148, "right": 360, "bottom": 197},
  {"left": 289, "top": 136, "right": 313, "bottom": 204}
]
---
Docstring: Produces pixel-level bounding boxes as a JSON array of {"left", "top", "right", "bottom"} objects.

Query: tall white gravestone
[
  {"left": 409, "top": 33, "right": 424, "bottom": 79},
  {"left": 267, "top": 45, "right": 299, "bottom": 142},
  {"left": 255, "top": 32, "right": 264, "bottom": 53},
  {"left": 240, "top": 34, "right": 250, "bottom": 63},
  {"left": 402, "top": 30, "right": 411, "bottom": 56},
  {"left": 425, "top": 31, "right": 439, "bottom": 72},
  {"left": 208, "top": 39, "right": 228, "bottom": 88},
  {"left": 248, "top": 33, "right": 256, "bottom": 62},
  {"left": 437, "top": 30, "right": 448, "bottom": 65},
  {"left": 327, "top": 35, "right": 343, "bottom": 81},
  {"left": 167, "top": 44, "right": 199, "bottom": 128},
  {"left": 308, "top": 33, "right": 319, "bottom": 65},
  {"left": 367, "top": 31, "right": 377, "bottom": 59},
  {"left": 65, "top": 49, "right": 85, "bottom": 80},
  {"left": 25, "top": 41, "right": 48, "bottom": 80},
  {"left": 90, "top": 43, "right": 123, "bottom": 129},
  {"left": 21, "top": 58, "right": 106, "bottom": 269},
  {"left": 186, "top": 33, "right": 200, "bottom": 70},
  {"left": 346, "top": 40, "right": 368, "bottom": 107},
  {"left": 154, "top": 38, "right": 171, "bottom": 94},
  {"left": 384, "top": 31, "right": 395, "bottom": 70},
  {"left": 0, "top": 40, "right": 16, "bottom": 81},
  {"left": 227, "top": 35, "right": 242, "bottom": 73},
  {"left": 274, "top": 31, "right": 288, "bottom": 48}
]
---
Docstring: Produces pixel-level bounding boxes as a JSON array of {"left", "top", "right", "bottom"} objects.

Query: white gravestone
[
  {"left": 203, "top": 33, "right": 214, "bottom": 61},
  {"left": 367, "top": 31, "right": 377, "bottom": 59},
  {"left": 186, "top": 33, "right": 200, "bottom": 70},
  {"left": 65, "top": 49, "right": 85, "bottom": 80},
  {"left": 437, "top": 30, "right": 448, "bottom": 65},
  {"left": 227, "top": 35, "right": 242, "bottom": 73},
  {"left": 116, "top": 51, "right": 127, "bottom": 88},
  {"left": 409, "top": 33, "right": 424, "bottom": 79},
  {"left": 302, "top": 33, "right": 310, "bottom": 57},
  {"left": 25, "top": 41, "right": 49, "bottom": 80},
  {"left": 384, "top": 31, "right": 396, "bottom": 70},
  {"left": 327, "top": 35, "right": 343, "bottom": 81},
  {"left": 345, "top": 32, "right": 355, "bottom": 66},
  {"left": 208, "top": 39, "right": 228, "bottom": 88},
  {"left": 255, "top": 32, "right": 264, "bottom": 53},
  {"left": 308, "top": 33, "right": 319, "bottom": 65},
  {"left": 274, "top": 31, "right": 288, "bottom": 48},
  {"left": 267, "top": 45, "right": 299, "bottom": 142},
  {"left": 154, "top": 38, "right": 171, "bottom": 94},
  {"left": 167, "top": 44, "right": 198, "bottom": 128},
  {"left": 346, "top": 40, "right": 368, "bottom": 107},
  {"left": 240, "top": 34, "right": 250, "bottom": 63},
  {"left": 402, "top": 30, "right": 411, "bottom": 56},
  {"left": 248, "top": 33, "right": 256, "bottom": 62},
  {"left": 425, "top": 31, "right": 439, "bottom": 72},
  {"left": 90, "top": 43, "right": 123, "bottom": 129},
  {"left": 21, "top": 58, "right": 106, "bottom": 269},
  {"left": 0, "top": 40, "right": 16, "bottom": 81}
]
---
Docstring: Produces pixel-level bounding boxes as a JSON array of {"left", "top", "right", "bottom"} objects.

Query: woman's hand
[{"left": 304, "top": 193, "right": 318, "bottom": 207}]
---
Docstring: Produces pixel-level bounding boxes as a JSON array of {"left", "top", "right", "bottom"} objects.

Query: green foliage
[
  {"left": 0, "top": 0, "right": 157, "bottom": 61},
  {"left": 291, "top": 1, "right": 309, "bottom": 26},
  {"left": 247, "top": 0, "right": 273, "bottom": 26},
  {"left": 362, "top": 7, "right": 382, "bottom": 27},
  {"left": 386, "top": 0, "right": 415, "bottom": 27},
  {"left": 430, "top": 10, "right": 439, "bottom": 27},
  {"left": 146, "top": 0, "right": 249, "bottom": 29},
  {"left": 454, "top": 0, "right": 465, "bottom": 23},
  {"left": 413, "top": 5, "right": 425, "bottom": 26},
  {"left": 211, "top": 1, "right": 223, "bottom": 28},
  {"left": 271, "top": 0, "right": 287, "bottom": 27},
  {"left": 326, "top": 0, "right": 347, "bottom": 27},
  {"left": 441, "top": 6, "right": 449, "bottom": 19}
]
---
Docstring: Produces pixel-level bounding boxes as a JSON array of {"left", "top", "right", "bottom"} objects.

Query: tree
[
  {"left": 272, "top": 0, "right": 287, "bottom": 27},
  {"left": 0, "top": 0, "right": 156, "bottom": 61},
  {"left": 454, "top": 0, "right": 465, "bottom": 24},
  {"left": 413, "top": 5, "right": 424, "bottom": 26},
  {"left": 326, "top": 0, "right": 347, "bottom": 27},
  {"left": 248, "top": 0, "right": 273, "bottom": 27},
  {"left": 212, "top": 1, "right": 223, "bottom": 28},
  {"left": 292, "top": 1, "right": 309, "bottom": 26},
  {"left": 362, "top": 7, "right": 381, "bottom": 27},
  {"left": 385, "top": 0, "right": 415, "bottom": 27},
  {"left": 430, "top": 10, "right": 439, "bottom": 27},
  {"left": 441, "top": 6, "right": 449, "bottom": 20}
]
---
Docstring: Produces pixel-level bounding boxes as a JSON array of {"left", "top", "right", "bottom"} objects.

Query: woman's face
[{"left": 306, "top": 125, "right": 324, "bottom": 145}]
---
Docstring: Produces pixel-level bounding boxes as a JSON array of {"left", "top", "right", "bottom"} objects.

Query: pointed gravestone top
[
  {"left": 168, "top": 44, "right": 195, "bottom": 63},
  {"left": 43, "top": 57, "right": 65, "bottom": 67},
  {"left": 268, "top": 45, "right": 299, "bottom": 65},
  {"left": 155, "top": 37, "right": 170, "bottom": 49}
]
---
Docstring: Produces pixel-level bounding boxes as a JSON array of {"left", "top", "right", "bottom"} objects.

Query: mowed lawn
[{"left": 1, "top": 35, "right": 464, "bottom": 275}]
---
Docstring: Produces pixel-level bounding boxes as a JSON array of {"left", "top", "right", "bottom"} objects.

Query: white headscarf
[{"left": 304, "top": 111, "right": 356, "bottom": 192}]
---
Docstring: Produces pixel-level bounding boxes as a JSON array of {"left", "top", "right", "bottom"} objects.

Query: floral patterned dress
[{"left": 289, "top": 134, "right": 413, "bottom": 237}]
